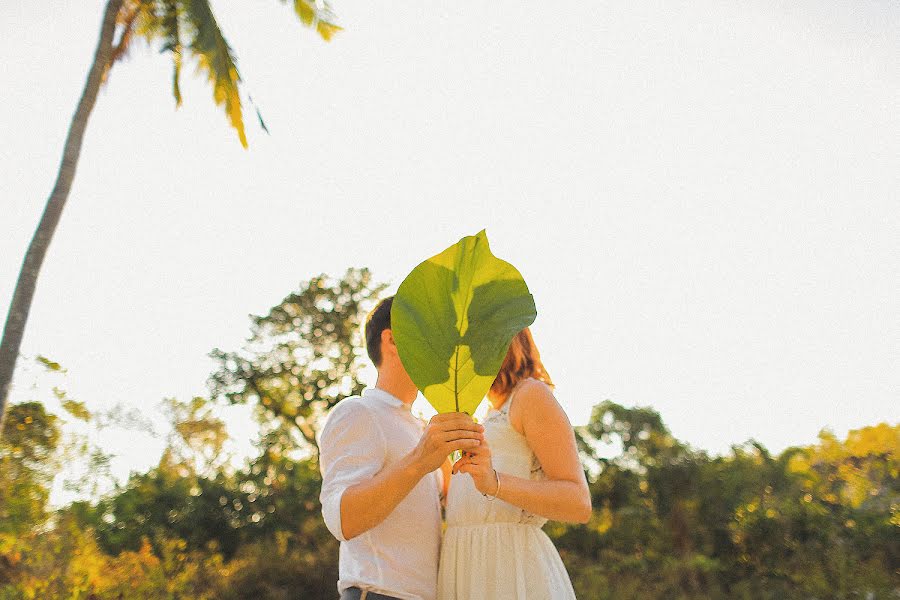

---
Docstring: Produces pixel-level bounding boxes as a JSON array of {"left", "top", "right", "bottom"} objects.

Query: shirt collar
[{"left": 363, "top": 387, "right": 413, "bottom": 412}]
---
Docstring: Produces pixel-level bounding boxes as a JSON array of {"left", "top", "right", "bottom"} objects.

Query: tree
[
  {"left": 0, "top": 354, "right": 91, "bottom": 536},
  {"left": 558, "top": 400, "right": 900, "bottom": 599},
  {"left": 0, "top": 402, "right": 61, "bottom": 536},
  {"left": 59, "top": 269, "right": 382, "bottom": 598},
  {"left": 80, "top": 395, "right": 238, "bottom": 558},
  {"left": 159, "top": 396, "right": 230, "bottom": 479},
  {"left": 209, "top": 267, "right": 386, "bottom": 456},
  {"left": 0, "top": 0, "right": 340, "bottom": 438}
]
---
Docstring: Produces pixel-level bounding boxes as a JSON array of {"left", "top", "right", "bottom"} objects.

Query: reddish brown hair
[{"left": 489, "top": 327, "right": 553, "bottom": 400}]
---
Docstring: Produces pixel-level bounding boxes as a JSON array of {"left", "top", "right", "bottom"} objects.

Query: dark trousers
[{"left": 340, "top": 587, "right": 402, "bottom": 600}]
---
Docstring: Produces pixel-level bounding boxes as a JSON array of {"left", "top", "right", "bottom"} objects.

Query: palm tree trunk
[{"left": 0, "top": 0, "right": 123, "bottom": 437}]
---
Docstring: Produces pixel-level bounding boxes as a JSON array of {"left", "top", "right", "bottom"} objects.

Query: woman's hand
[
  {"left": 408, "top": 413, "right": 484, "bottom": 477},
  {"left": 452, "top": 438, "right": 499, "bottom": 496}
]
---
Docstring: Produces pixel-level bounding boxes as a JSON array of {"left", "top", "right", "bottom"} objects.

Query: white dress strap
[{"left": 499, "top": 378, "right": 529, "bottom": 415}]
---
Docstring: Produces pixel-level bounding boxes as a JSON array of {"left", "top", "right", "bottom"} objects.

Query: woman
[{"left": 438, "top": 327, "right": 591, "bottom": 600}]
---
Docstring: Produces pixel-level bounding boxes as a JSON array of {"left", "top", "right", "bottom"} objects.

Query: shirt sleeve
[{"left": 318, "top": 400, "right": 387, "bottom": 542}]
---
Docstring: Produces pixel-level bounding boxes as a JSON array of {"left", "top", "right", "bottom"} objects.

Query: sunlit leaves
[
  {"left": 0, "top": 512, "right": 233, "bottom": 599},
  {"left": 160, "top": 0, "right": 183, "bottom": 106},
  {"left": 1, "top": 402, "right": 60, "bottom": 472},
  {"left": 788, "top": 423, "right": 899, "bottom": 509},
  {"left": 35, "top": 354, "right": 64, "bottom": 372},
  {"left": 161, "top": 396, "right": 229, "bottom": 478},
  {"left": 577, "top": 400, "right": 683, "bottom": 475},
  {"left": 283, "top": 0, "right": 342, "bottom": 40},
  {"left": 113, "top": 0, "right": 341, "bottom": 147},
  {"left": 209, "top": 268, "right": 386, "bottom": 453},
  {"left": 61, "top": 398, "right": 91, "bottom": 422},
  {"left": 183, "top": 0, "right": 247, "bottom": 146},
  {"left": 316, "top": 20, "right": 341, "bottom": 41},
  {"left": 392, "top": 230, "right": 536, "bottom": 414},
  {"left": 4, "top": 388, "right": 898, "bottom": 597},
  {"left": 0, "top": 402, "right": 60, "bottom": 535},
  {"left": 562, "top": 405, "right": 900, "bottom": 597}
]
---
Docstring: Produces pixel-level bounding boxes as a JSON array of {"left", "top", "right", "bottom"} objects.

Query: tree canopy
[{"left": 1, "top": 270, "right": 896, "bottom": 599}]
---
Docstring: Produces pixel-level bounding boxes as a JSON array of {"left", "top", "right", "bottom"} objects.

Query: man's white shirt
[{"left": 319, "top": 388, "right": 442, "bottom": 600}]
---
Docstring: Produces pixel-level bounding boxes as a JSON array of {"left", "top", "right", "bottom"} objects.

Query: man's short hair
[{"left": 365, "top": 296, "right": 394, "bottom": 367}]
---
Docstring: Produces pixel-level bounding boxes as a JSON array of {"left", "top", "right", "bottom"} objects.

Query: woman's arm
[{"left": 454, "top": 380, "right": 592, "bottom": 524}]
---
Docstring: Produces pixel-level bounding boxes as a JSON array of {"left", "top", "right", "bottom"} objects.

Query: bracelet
[{"left": 483, "top": 469, "right": 501, "bottom": 501}]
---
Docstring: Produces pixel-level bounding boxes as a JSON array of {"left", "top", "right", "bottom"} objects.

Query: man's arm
[
  {"left": 338, "top": 450, "right": 429, "bottom": 540},
  {"left": 320, "top": 408, "right": 483, "bottom": 541}
]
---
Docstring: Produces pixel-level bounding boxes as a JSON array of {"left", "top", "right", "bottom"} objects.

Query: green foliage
[
  {"left": 0, "top": 402, "right": 60, "bottom": 535},
  {"left": 0, "top": 513, "right": 228, "bottom": 600},
  {"left": 558, "top": 402, "right": 900, "bottom": 598},
  {"left": 158, "top": 0, "right": 183, "bottom": 105},
  {"left": 183, "top": 0, "right": 247, "bottom": 146},
  {"left": 280, "top": 0, "right": 342, "bottom": 41},
  {"left": 392, "top": 230, "right": 536, "bottom": 414},
  {"left": 118, "top": 0, "right": 341, "bottom": 147},
  {"left": 161, "top": 396, "right": 229, "bottom": 477},
  {"left": 86, "top": 467, "right": 244, "bottom": 558},
  {"left": 0, "top": 355, "right": 119, "bottom": 537},
  {"left": 60, "top": 397, "right": 91, "bottom": 422},
  {"left": 27, "top": 407, "right": 893, "bottom": 600},
  {"left": 34, "top": 355, "right": 65, "bottom": 372},
  {"left": 209, "top": 267, "right": 386, "bottom": 454},
  {"left": 3, "top": 271, "right": 897, "bottom": 599}
]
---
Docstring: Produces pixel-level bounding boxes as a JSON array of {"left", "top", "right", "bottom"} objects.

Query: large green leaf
[{"left": 392, "top": 230, "right": 537, "bottom": 414}]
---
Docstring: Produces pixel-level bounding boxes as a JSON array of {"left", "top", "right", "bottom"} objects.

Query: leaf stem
[{"left": 453, "top": 346, "right": 459, "bottom": 412}]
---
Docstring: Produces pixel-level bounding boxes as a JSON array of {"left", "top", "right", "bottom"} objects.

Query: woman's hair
[{"left": 489, "top": 327, "right": 553, "bottom": 399}]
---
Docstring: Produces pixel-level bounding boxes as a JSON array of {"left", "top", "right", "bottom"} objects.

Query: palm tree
[{"left": 0, "top": 0, "right": 340, "bottom": 437}]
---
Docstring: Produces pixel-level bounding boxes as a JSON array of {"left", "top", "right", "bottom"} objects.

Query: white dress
[{"left": 438, "top": 380, "right": 578, "bottom": 600}]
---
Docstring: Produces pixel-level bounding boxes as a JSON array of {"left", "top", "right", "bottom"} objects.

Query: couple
[{"left": 318, "top": 297, "right": 591, "bottom": 600}]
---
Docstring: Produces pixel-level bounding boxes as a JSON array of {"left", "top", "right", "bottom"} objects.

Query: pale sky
[{"left": 2, "top": 1, "right": 898, "bottom": 497}]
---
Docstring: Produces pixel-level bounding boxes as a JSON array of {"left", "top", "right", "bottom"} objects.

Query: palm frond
[
  {"left": 101, "top": 0, "right": 146, "bottom": 84},
  {"left": 248, "top": 95, "right": 270, "bottom": 135},
  {"left": 109, "top": 0, "right": 340, "bottom": 145},
  {"left": 132, "top": 0, "right": 163, "bottom": 39},
  {"left": 282, "top": 0, "right": 342, "bottom": 40},
  {"left": 292, "top": 0, "right": 316, "bottom": 26},
  {"left": 316, "top": 19, "right": 341, "bottom": 41},
  {"left": 184, "top": 0, "right": 247, "bottom": 148},
  {"left": 159, "top": 0, "right": 183, "bottom": 106}
]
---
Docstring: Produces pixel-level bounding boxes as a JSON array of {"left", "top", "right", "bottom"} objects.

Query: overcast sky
[{"left": 2, "top": 1, "right": 898, "bottom": 497}]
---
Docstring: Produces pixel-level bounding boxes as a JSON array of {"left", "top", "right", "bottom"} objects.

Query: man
[{"left": 319, "top": 296, "right": 484, "bottom": 600}]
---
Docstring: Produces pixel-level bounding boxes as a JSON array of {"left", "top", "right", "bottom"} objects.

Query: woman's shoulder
[
  {"left": 508, "top": 378, "right": 558, "bottom": 431},
  {"left": 516, "top": 377, "right": 555, "bottom": 400}
]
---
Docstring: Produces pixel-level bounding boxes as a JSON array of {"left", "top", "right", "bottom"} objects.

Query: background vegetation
[{"left": 1, "top": 269, "right": 897, "bottom": 599}]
